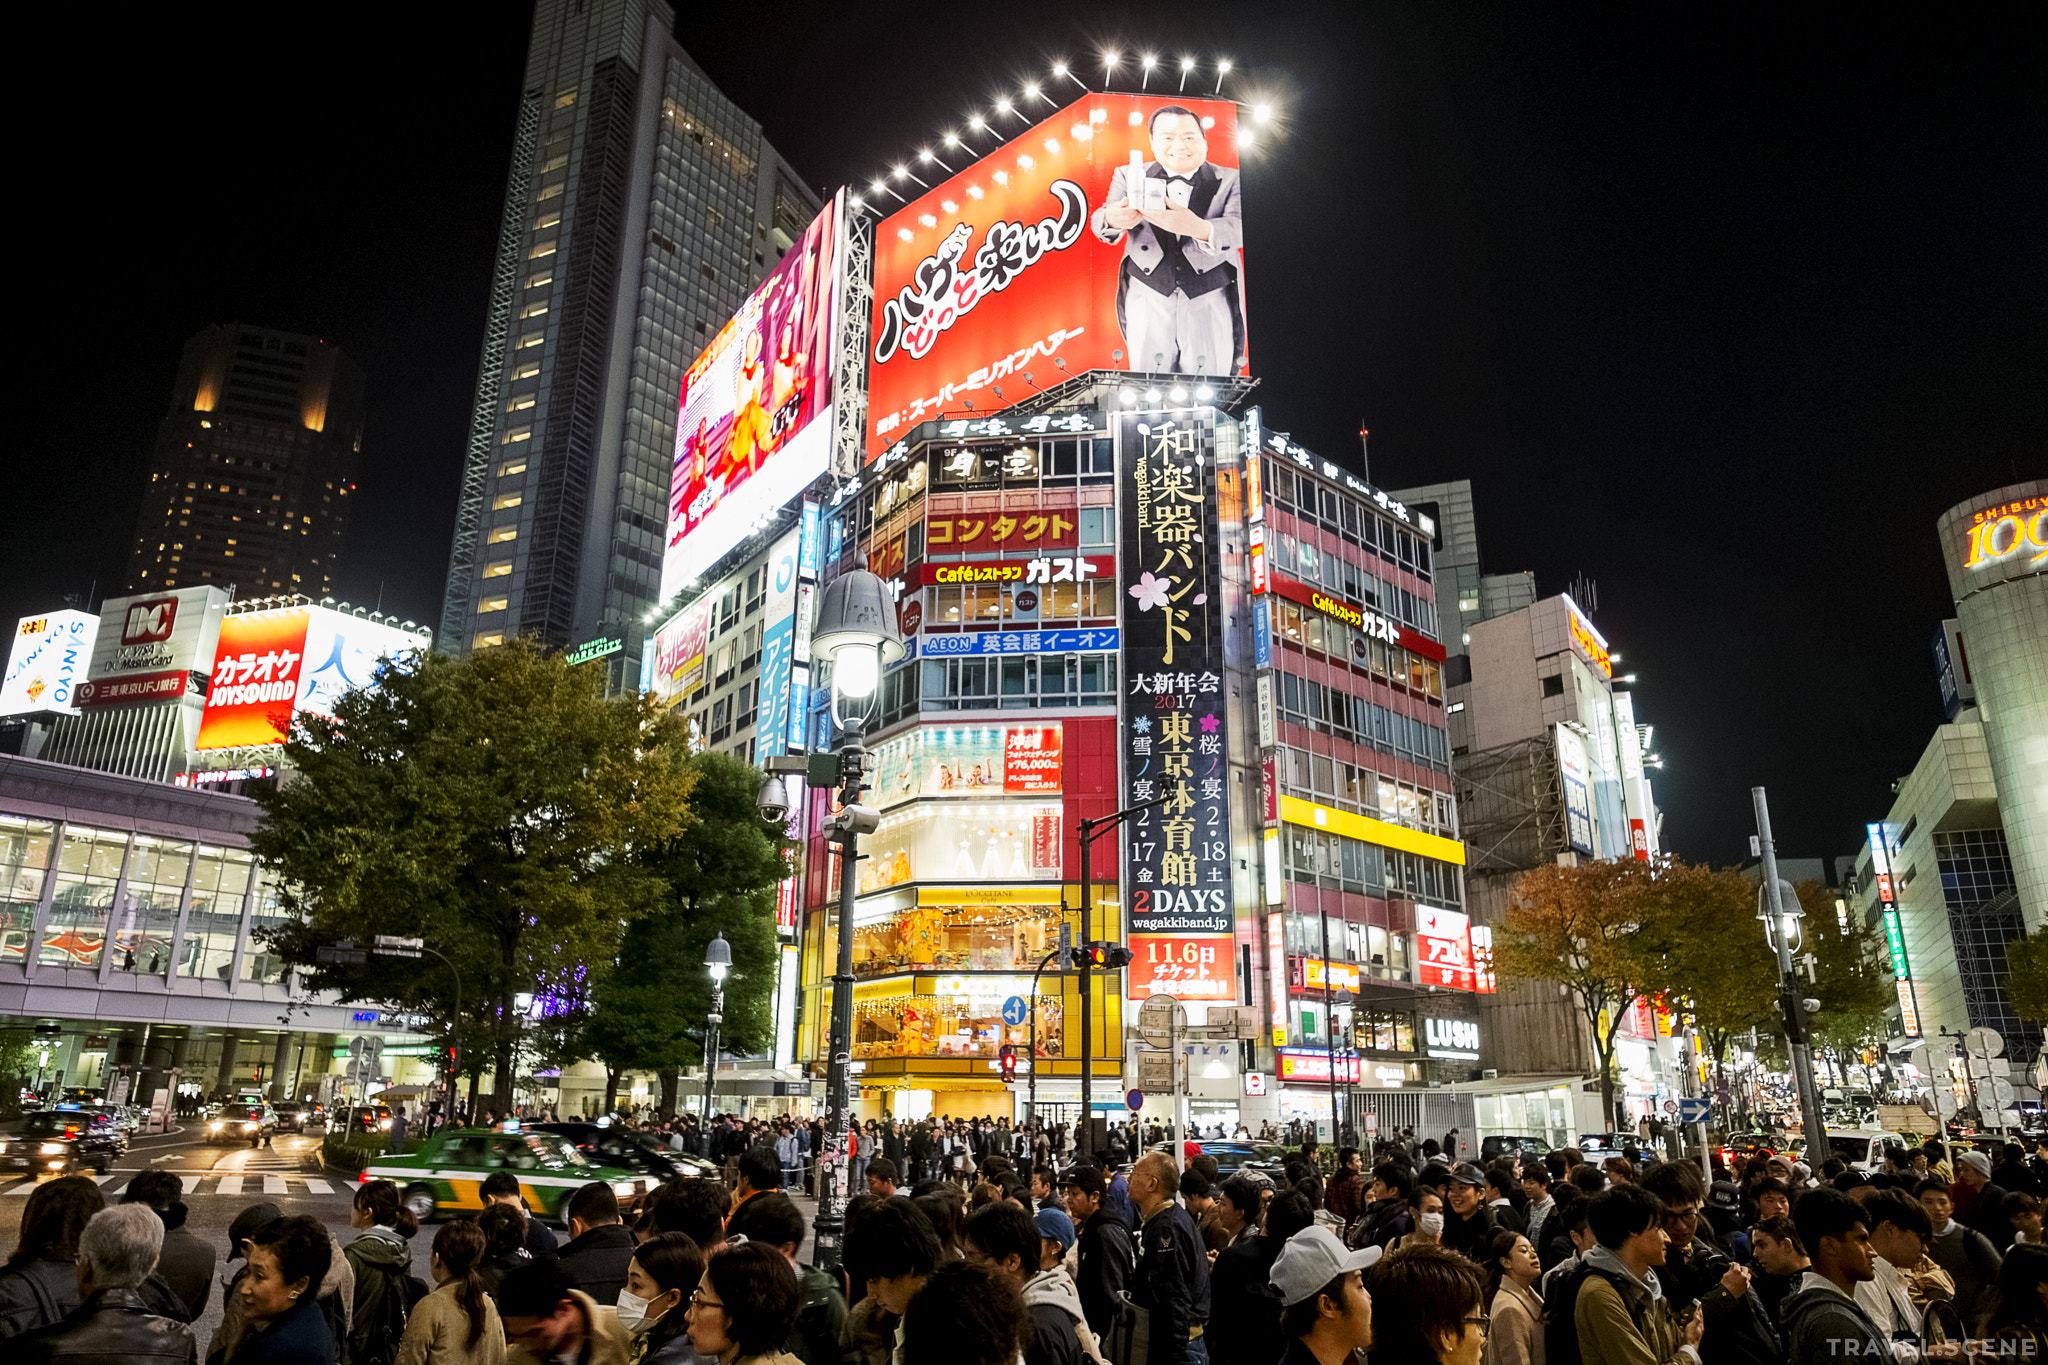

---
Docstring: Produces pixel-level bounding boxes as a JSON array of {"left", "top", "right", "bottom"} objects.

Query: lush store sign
[{"left": 1119, "top": 411, "right": 1234, "bottom": 936}]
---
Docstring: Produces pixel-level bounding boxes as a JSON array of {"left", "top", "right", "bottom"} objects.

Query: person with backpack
[
  {"left": 1546, "top": 1184, "right": 1703, "bottom": 1365},
  {"left": 345, "top": 1179, "right": 426, "bottom": 1365}
]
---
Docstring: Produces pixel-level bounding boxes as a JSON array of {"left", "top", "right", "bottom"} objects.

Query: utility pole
[
  {"left": 1076, "top": 794, "right": 1168, "bottom": 1157},
  {"left": 1753, "top": 787, "right": 1831, "bottom": 1151}
]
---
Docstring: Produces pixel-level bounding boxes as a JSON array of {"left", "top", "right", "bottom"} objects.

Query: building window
[
  {"left": 1541, "top": 675, "right": 1564, "bottom": 698},
  {"left": 492, "top": 493, "right": 523, "bottom": 511},
  {"left": 519, "top": 303, "right": 549, "bottom": 320},
  {"left": 709, "top": 697, "right": 733, "bottom": 742},
  {"left": 516, "top": 333, "right": 545, "bottom": 350},
  {"left": 497, "top": 459, "right": 528, "bottom": 477},
  {"left": 488, "top": 526, "right": 518, "bottom": 544},
  {"left": 741, "top": 621, "right": 763, "bottom": 672},
  {"left": 502, "top": 427, "right": 532, "bottom": 444},
  {"left": 536, "top": 183, "right": 564, "bottom": 202},
  {"left": 478, "top": 598, "right": 508, "bottom": 614},
  {"left": 525, "top": 271, "right": 554, "bottom": 289},
  {"left": 540, "top": 154, "right": 568, "bottom": 172},
  {"left": 734, "top": 680, "right": 757, "bottom": 731},
  {"left": 529, "top": 242, "right": 557, "bottom": 260},
  {"left": 555, "top": 89, "right": 577, "bottom": 108},
  {"left": 474, "top": 632, "right": 505, "bottom": 648},
  {"left": 482, "top": 561, "right": 513, "bottom": 578}
]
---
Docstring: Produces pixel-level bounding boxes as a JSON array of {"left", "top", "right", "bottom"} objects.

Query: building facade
[
  {"left": 780, "top": 400, "right": 1476, "bottom": 1137},
  {"left": 125, "top": 324, "right": 364, "bottom": 601},
  {"left": 0, "top": 753, "right": 430, "bottom": 1109},
  {"left": 1935, "top": 481, "right": 2046, "bottom": 930},
  {"left": 440, "top": 0, "right": 818, "bottom": 681}
]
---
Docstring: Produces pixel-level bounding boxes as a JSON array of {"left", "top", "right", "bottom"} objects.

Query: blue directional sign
[
  {"left": 1676, "top": 1097, "right": 1712, "bottom": 1123},
  {"left": 1002, "top": 996, "right": 1029, "bottom": 1027}
]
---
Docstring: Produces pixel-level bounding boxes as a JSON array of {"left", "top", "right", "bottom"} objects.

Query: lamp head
[
  {"left": 811, "top": 565, "right": 906, "bottom": 705},
  {"left": 704, "top": 933, "right": 732, "bottom": 985}
]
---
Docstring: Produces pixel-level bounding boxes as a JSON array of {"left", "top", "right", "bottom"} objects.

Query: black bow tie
[{"left": 1165, "top": 173, "right": 1193, "bottom": 186}]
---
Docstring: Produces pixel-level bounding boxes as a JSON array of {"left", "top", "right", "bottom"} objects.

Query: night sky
[{"left": 12, "top": 4, "right": 2042, "bottom": 867}]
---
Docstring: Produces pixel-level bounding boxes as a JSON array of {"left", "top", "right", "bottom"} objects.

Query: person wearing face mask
[
  {"left": 614, "top": 1233, "right": 706, "bottom": 1364},
  {"left": 1394, "top": 1188, "right": 1450, "bottom": 1254},
  {"left": 394, "top": 1220, "right": 503, "bottom": 1365}
]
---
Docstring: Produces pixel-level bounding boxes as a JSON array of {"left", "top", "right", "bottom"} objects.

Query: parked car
[
  {"left": 532, "top": 1122, "right": 720, "bottom": 1182},
  {"left": 1480, "top": 1135, "right": 1553, "bottom": 1164},
  {"left": 1183, "top": 1140, "right": 1287, "bottom": 1184},
  {"left": 3, "top": 1105, "right": 127, "bottom": 1175},
  {"left": 1788, "top": 1129, "right": 1912, "bottom": 1173},
  {"left": 338, "top": 1105, "right": 394, "bottom": 1136},
  {"left": 271, "top": 1102, "right": 309, "bottom": 1133},
  {"left": 206, "top": 1102, "right": 277, "bottom": 1146},
  {"left": 361, "top": 1124, "right": 651, "bottom": 1224}
]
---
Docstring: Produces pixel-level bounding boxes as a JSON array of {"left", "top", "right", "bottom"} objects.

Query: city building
[
  {"left": 1444, "top": 590, "right": 1665, "bottom": 1133},
  {"left": 1852, "top": 724, "right": 2030, "bottom": 1070},
  {"left": 439, "top": 0, "right": 820, "bottom": 685},
  {"left": 1389, "top": 479, "right": 1535, "bottom": 662},
  {"left": 780, "top": 400, "right": 1477, "bottom": 1136},
  {"left": 0, "top": 752, "right": 432, "bottom": 1111},
  {"left": 124, "top": 324, "right": 365, "bottom": 601},
  {"left": 1935, "top": 480, "right": 2046, "bottom": 928}
]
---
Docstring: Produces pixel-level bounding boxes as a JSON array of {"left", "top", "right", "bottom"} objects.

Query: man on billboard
[{"left": 1090, "top": 105, "right": 1245, "bottom": 376}]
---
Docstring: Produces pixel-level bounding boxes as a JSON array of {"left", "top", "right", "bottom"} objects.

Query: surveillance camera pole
[
  {"left": 812, "top": 734, "right": 867, "bottom": 1271},
  {"left": 1753, "top": 787, "right": 1831, "bottom": 1153}
]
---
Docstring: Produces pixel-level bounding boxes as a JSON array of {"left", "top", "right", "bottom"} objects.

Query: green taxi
[{"left": 359, "top": 1124, "right": 656, "bottom": 1225}]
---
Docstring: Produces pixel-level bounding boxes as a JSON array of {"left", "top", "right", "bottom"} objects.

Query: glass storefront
[
  {"left": 1473, "top": 1085, "right": 1575, "bottom": 1148},
  {"left": 837, "top": 800, "right": 1063, "bottom": 895},
  {"left": 850, "top": 898, "right": 1068, "bottom": 978},
  {"left": 851, "top": 979, "right": 1062, "bottom": 1061},
  {"left": 0, "top": 816, "right": 54, "bottom": 962}
]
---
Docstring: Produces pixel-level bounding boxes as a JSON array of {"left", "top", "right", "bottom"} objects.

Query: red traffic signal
[
  {"left": 1068, "top": 941, "right": 1133, "bottom": 970},
  {"left": 998, "top": 1044, "right": 1017, "bottom": 1080}
]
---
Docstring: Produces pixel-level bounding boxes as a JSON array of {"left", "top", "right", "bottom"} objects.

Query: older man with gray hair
[{"left": 19, "top": 1203, "right": 198, "bottom": 1363}]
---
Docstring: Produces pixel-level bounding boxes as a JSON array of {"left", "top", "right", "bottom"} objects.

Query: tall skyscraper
[
  {"left": 125, "top": 324, "right": 365, "bottom": 600},
  {"left": 440, "top": 0, "right": 818, "bottom": 678}
]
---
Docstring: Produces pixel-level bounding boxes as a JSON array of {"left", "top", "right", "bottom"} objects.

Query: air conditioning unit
[{"left": 1482, "top": 1069, "right": 1499, "bottom": 1080}]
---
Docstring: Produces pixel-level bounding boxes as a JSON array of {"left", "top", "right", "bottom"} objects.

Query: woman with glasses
[
  {"left": 1363, "top": 1243, "right": 1489, "bottom": 1365},
  {"left": 1480, "top": 1230, "right": 1544, "bottom": 1365},
  {"left": 684, "top": 1243, "right": 799, "bottom": 1365}
]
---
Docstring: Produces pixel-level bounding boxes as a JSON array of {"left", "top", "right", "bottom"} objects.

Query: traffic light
[
  {"left": 999, "top": 1044, "right": 1017, "bottom": 1081},
  {"left": 1068, "top": 941, "right": 1134, "bottom": 970}
]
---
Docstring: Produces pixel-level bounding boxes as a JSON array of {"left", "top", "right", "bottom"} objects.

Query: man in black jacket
[
  {"left": 1061, "top": 1165, "right": 1135, "bottom": 1341},
  {"left": 554, "top": 1183, "right": 636, "bottom": 1306},
  {"left": 1348, "top": 1162, "right": 1415, "bottom": 1251},
  {"left": 1128, "top": 1152, "right": 1210, "bottom": 1365},
  {"left": 965, "top": 1201, "right": 1083, "bottom": 1365},
  {"left": 1641, "top": 1160, "right": 1781, "bottom": 1365},
  {"left": 1441, "top": 1162, "right": 1499, "bottom": 1261},
  {"left": 19, "top": 1205, "right": 198, "bottom": 1364},
  {"left": 1207, "top": 1191, "right": 1315, "bottom": 1365}
]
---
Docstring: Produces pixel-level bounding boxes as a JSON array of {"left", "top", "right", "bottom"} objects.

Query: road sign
[
  {"left": 1364, "top": 1111, "right": 1379, "bottom": 1135},
  {"left": 1138, "top": 995, "right": 1184, "bottom": 1050},
  {"left": 1677, "top": 1097, "right": 1712, "bottom": 1123},
  {"left": 1210, "top": 1005, "right": 1261, "bottom": 1040},
  {"left": 1243, "top": 1072, "right": 1265, "bottom": 1097},
  {"left": 1663, "top": 1099, "right": 1679, "bottom": 1115},
  {"left": 1001, "top": 996, "right": 1029, "bottom": 1026},
  {"left": 1966, "top": 1027, "right": 2004, "bottom": 1058},
  {"left": 1127, "top": 1089, "right": 1144, "bottom": 1111},
  {"left": 1136, "top": 1051, "right": 1182, "bottom": 1093}
]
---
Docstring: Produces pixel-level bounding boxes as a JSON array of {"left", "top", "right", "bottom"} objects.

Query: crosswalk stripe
[
  {"left": 302, "top": 1177, "right": 333, "bottom": 1195},
  {"left": 3, "top": 1181, "right": 34, "bottom": 1197},
  {"left": 218, "top": 1175, "right": 244, "bottom": 1196},
  {"left": 263, "top": 1176, "right": 287, "bottom": 1195}
]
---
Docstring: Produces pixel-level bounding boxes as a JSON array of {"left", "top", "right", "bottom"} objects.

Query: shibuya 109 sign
[
  {"left": 1119, "top": 411, "right": 1233, "bottom": 936},
  {"left": 867, "top": 92, "right": 1246, "bottom": 458}
]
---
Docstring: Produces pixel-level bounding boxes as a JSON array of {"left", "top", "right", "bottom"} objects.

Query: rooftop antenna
[
  {"left": 1568, "top": 574, "right": 1599, "bottom": 613},
  {"left": 1358, "top": 426, "right": 1370, "bottom": 485}
]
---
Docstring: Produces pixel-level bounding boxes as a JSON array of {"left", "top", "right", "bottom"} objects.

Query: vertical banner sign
[
  {"left": 1120, "top": 411, "right": 1233, "bottom": 937},
  {"left": 753, "top": 528, "right": 803, "bottom": 753},
  {"left": 1267, "top": 911, "right": 1288, "bottom": 1044}
]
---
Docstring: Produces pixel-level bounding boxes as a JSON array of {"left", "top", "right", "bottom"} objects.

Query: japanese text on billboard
[{"left": 868, "top": 95, "right": 1246, "bottom": 459}]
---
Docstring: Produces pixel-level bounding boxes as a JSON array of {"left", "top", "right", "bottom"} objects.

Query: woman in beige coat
[
  {"left": 1482, "top": 1228, "right": 1545, "bottom": 1365},
  {"left": 397, "top": 1220, "right": 505, "bottom": 1365}
]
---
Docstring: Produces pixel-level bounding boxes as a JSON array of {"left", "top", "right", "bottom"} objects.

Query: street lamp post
[
  {"left": 806, "top": 563, "right": 903, "bottom": 1271},
  {"left": 1075, "top": 795, "right": 1167, "bottom": 1157},
  {"left": 1753, "top": 787, "right": 1831, "bottom": 1149},
  {"left": 701, "top": 933, "right": 730, "bottom": 1140}
]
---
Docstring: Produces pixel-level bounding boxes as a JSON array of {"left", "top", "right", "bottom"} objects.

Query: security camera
[
  {"left": 1802, "top": 999, "right": 1822, "bottom": 1015},
  {"left": 756, "top": 775, "right": 790, "bottom": 824}
]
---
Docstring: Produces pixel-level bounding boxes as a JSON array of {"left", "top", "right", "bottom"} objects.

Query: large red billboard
[{"left": 867, "top": 93, "right": 1245, "bottom": 459}]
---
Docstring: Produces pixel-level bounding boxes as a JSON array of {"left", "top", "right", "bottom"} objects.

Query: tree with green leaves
[
  {"left": 2006, "top": 934, "right": 2048, "bottom": 1028},
  {"left": 251, "top": 640, "right": 697, "bottom": 1118},
  {"left": 1491, "top": 858, "right": 1683, "bottom": 1126},
  {"left": 583, "top": 750, "right": 790, "bottom": 1116},
  {"left": 1793, "top": 880, "right": 1895, "bottom": 1083},
  {"left": 1646, "top": 864, "right": 1779, "bottom": 1121}
]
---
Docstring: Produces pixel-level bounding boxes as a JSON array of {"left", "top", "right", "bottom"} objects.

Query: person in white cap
[{"left": 1268, "top": 1225, "right": 1379, "bottom": 1365}]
